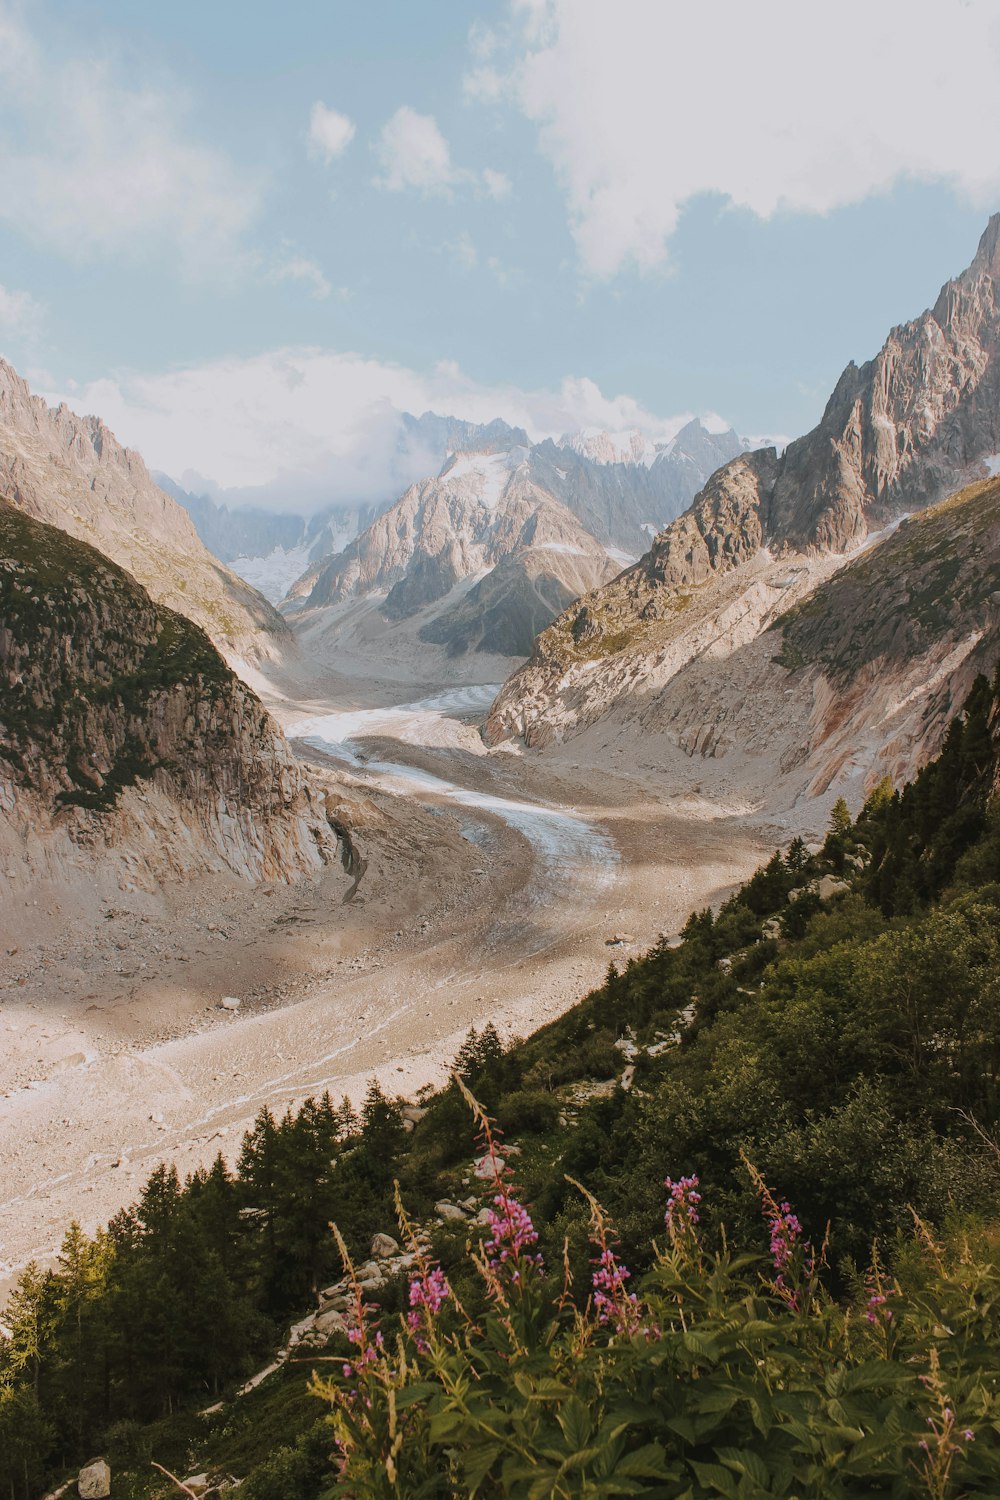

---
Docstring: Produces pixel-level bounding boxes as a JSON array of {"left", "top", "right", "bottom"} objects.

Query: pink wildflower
[
  {"left": 406, "top": 1265, "right": 450, "bottom": 1349},
  {"left": 664, "top": 1175, "right": 701, "bottom": 1238},
  {"left": 591, "top": 1245, "right": 641, "bottom": 1337},
  {"left": 485, "top": 1190, "right": 544, "bottom": 1273}
]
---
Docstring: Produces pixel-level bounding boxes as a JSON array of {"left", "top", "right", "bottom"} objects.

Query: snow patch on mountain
[{"left": 230, "top": 544, "right": 314, "bottom": 604}]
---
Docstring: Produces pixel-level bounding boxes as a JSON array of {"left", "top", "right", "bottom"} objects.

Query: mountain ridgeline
[
  {"left": 0, "top": 360, "right": 286, "bottom": 661},
  {"left": 285, "top": 420, "right": 747, "bottom": 661},
  {"left": 487, "top": 219, "right": 1000, "bottom": 801}
]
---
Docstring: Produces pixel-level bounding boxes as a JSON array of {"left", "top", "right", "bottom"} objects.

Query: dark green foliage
[{"left": 0, "top": 497, "right": 240, "bottom": 812}]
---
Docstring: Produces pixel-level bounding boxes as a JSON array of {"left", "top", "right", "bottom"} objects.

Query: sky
[{"left": 1, "top": 0, "right": 999, "bottom": 510}]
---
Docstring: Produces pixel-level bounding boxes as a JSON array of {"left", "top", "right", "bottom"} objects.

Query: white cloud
[
  {"left": 375, "top": 107, "right": 462, "bottom": 195},
  {"left": 269, "top": 255, "right": 333, "bottom": 300},
  {"left": 308, "top": 101, "right": 355, "bottom": 162},
  {"left": 475, "top": 0, "right": 1000, "bottom": 277},
  {"left": 374, "top": 105, "right": 513, "bottom": 199},
  {"left": 0, "top": 6, "right": 258, "bottom": 271},
  {"left": 482, "top": 168, "right": 512, "bottom": 200},
  {"left": 47, "top": 349, "right": 700, "bottom": 510},
  {"left": 0, "top": 283, "right": 43, "bottom": 334}
]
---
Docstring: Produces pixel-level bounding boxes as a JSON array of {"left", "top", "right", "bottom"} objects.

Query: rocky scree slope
[
  {"left": 487, "top": 217, "right": 1000, "bottom": 764},
  {"left": 486, "top": 474, "right": 1000, "bottom": 817},
  {"left": 0, "top": 360, "right": 286, "bottom": 661},
  {"left": 0, "top": 499, "right": 340, "bottom": 888}
]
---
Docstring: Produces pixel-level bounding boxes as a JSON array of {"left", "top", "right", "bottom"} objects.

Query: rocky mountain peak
[{"left": 0, "top": 359, "right": 285, "bottom": 659}]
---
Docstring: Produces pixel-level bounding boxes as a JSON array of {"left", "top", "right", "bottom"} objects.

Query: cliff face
[
  {"left": 0, "top": 499, "right": 338, "bottom": 888},
  {"left": 0, "top": 361, "right": 287, "bottom": 661},
  {"left": 487, "top": 217, "right": 1000, "bottom": 758}
]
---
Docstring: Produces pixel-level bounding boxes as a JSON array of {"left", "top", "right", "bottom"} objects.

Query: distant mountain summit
[
  {"left": 161, "top": 413, "right": 531, "bottom": 605},
  {"left": 286, "top": 418, "right": 746, "bottom": 663},
  {"left": 487, "top": 217, "right": 1000, "bottom": 809}
]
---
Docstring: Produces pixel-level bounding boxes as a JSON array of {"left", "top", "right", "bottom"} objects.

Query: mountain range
[
  {"left": 284, "top": 418, "right": 748, "bottom": 662},
  {"left": 486, "top": 215, "right": 1000, "bottom": 809}
]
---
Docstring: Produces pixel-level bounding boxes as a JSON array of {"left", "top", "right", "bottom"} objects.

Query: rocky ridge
[
  {"left": 487, "top": 217, "right": 1000, "bottom": 786},
  {"left": 0, "top": 360, "right": 285, "bottom": 661},
  {"left": 0, "top": 499, "right": 341, "bottom": 894},
  {"left": 287, "top": 420, "right": 746, "bottom": 660}
]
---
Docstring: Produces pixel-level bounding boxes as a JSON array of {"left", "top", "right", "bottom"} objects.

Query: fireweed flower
[
  {"left": 406, "top": 1265, "right": 451, "bottom": 1350},
  {"left": 485, "top": 1190, "right": 544, "bottom": 1277},
  {"left": 766, "top": 1199, "right": 815, "bottom": 1310},
  {"left": 664, "top": 1175, "right": 701, "bottom": 1241},
  {"left": 865, "top": 1291, "right": 891, "bottom": 1325},
  {"left": 591, "top": 1245, "right": 642, "bottom": 1337}
]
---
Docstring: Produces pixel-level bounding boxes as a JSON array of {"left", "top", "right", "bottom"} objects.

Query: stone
[
  {"left": 434, "top": 1200, "right": 467, "bottom": 1220},
  {"left": 313, "top": 1308, "right": 346, "bottom": 1338},
  {"left": 401, "top": 1105, "right": 427, "bottom": 1124},
  {"left": 371, "top": 1232, "right": 400, "bottom": 1259},
  {"left": 220, "top": 995, "right": 241, "bottom": 1011},
  {"left": 473, "top": 1153, "right": 503, "bottom": 1180},
  {"left": 817, "top": 875, "right": 851, "bottom": 901},
  {"left": 77, "top": 1459, "right": 111, "bottom": 1499},
  {"left": 620, "top": 1064, "right": 636, "bottom": 1091},
  {"left": 761, "top": 918, "right": 783, "bottom": 941}
]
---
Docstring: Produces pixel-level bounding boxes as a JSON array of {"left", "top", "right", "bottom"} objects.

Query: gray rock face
[
  {"left": 487, "top": 217, "right": 1000, "bottom": 754},
  {"left": 77, "top": 1458, "right": 111, "bottom": 1499},
  {"left": 287, "top": 422, "right": 748, "bottom": 659},
  {"left": 0, "top": 500, "right": 341, "bottom": 886},
  {"left": 0, "top": 360, "right": 285, "bottom": 659}
]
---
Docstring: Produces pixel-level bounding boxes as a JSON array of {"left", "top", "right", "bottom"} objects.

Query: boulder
[
  {"left": 370, "top": 1232, "right": 400, "bottom": 1259},
  {"left": 288, "top": 1313, "right": 316, "bottom": 1345},
  {"left": 817, "top": 875, "right": 851, "bottom": 901},
  {"left": 761, "top": 917, "right": 783, "bottom": 941},
  {"left": 620, "top": 1064, "right": 636, "bottom": 1091},
  {"left": 473, "top": 1153, "right": 503, "bottom": 1180},
  {"left": 77, "top": 1459, "right": 111, "bottom": 1499},
  {"left": 401, "top": 1105, "right": 427, "bottom": 1124},
  {"left": 220, "top": 995, "right": 241, "bottom": 1011},
  {"left": 313, "top": 1308, "right": 346, "bottom": 1338},
  {"left": 434, "top": 1200, "right": 467, "bottom": 1220}
]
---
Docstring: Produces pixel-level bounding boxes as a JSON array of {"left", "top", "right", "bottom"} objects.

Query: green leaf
[
  {"left": 462, "top": 1442, "right": 504, "bottom": 1493},
  {"left": 682, "top": 1329, "right": 720, "bottom": 1362},
  {"left": 689, "top": 1459, "right": 739, "bottom": 1497},
  {"left": 557, "top": 1394, "right": 594, "bottom": 1451},
  {"left": 615, "top": 1442, "right": 672, "bottom": 1479},
  {"left": 716, "top": 1445, "right": 772, "bottom": 1488}
]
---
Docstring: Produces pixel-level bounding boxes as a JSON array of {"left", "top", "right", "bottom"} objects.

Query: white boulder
[{"left": 77, "top": 1459, "right": 111, "bottom": 1499}]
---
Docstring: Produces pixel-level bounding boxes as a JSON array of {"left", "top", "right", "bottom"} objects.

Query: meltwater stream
[{"left": 290, "top": 685, "right": 618, "bottom": 917}]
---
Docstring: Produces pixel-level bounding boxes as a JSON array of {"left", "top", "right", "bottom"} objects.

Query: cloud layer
[
  {"left": 51, "top": 349, "right": 699, "bottom": 510},
  {"left": 0, "top": 5, "right": 258, "bottom": 271},
  {"left": 477, "top": 0, "right": 1000, "bottom": 277}
]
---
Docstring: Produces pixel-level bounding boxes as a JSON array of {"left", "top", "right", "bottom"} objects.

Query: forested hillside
[{"left": 4, "top": 669, "right": 1000, "bottom": 1497}]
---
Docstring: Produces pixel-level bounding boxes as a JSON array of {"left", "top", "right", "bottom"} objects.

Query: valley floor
[{"left": 0, "top": 661, "right": 792, "bottom": 1297}]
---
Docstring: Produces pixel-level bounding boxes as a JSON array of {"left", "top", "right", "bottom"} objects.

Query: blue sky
[{"left": 0, "top": 0, "right": 998, "bottom": 507}]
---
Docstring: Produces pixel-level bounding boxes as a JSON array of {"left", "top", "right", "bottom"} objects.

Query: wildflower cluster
[
  {"left": 664, "top": 1174, "right": 701, "bottom": 1242},
  {"left": 406, "top": 1265, "right": 450, "bottom": 1351},
  {"left": 768, "top": 1200, "right": 802, "bottom": 1279},
  {"left": 485, "top": 1191, "right": 543, "bottom": 1278},
  {"left": 591, "top": 1244, "right": 641, "bottom": 1337}
]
